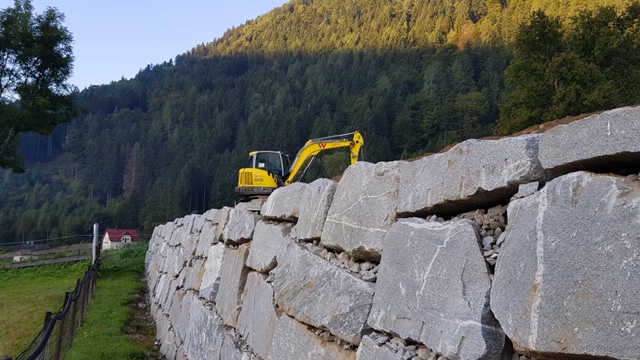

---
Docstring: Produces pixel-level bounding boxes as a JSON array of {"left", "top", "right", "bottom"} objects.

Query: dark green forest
[{"left": 1, "top": 0, "right": 639, "bottom": 244}]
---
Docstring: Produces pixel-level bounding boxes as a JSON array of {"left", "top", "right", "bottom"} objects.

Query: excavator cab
[
  {"left": 252, "top": 151, "right": 290, "bottom": 179},
  {"left": 235, "top": 151, "right": 291, "bottom": 198}
]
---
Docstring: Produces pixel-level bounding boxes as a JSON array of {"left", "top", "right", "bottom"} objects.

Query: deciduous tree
[{"left": 0, "top": 0, "right": 76, "bottom": 172}]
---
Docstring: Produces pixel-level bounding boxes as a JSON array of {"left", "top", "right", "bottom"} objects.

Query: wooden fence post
[{"left": 54, "top": 293, "right": 69, "bottom": 360}]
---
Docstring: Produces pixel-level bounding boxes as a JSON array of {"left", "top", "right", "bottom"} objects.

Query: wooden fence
[
  {"left": 6, "top": 224, "right": 102, "bottom": 360},
  {"left": 10, "top": 259, "right": 100, "bottom": 360},
  {"left": 1, "top": 243, "right": 94, "bottom": 269}
]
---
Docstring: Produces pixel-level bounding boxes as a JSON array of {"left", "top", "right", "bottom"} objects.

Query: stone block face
[
  {"left": 184, "top": 298, "right": 226, "bottom": 360},
  {"left": 192, "top": 214, "right": 206, "bottom": 234},
  {"left": 246, "top": 221, "right": 293, "bottom": 273},
  {"left": 196, "top": 221, "right": 217, "bottom": 257},
  {"left": 397, "top": 135, "right": 546, "bottom": 216},
  {"left": 159, "top": 327, "right": 178, "bottom": 360},
  {"left": 355, "top": 335, "right": 401, "bottom": 360},
  {"left": 321, "top": 161, "right": 400, "bottom": 261},
  {"left": 199, "top": 243, "right": 225, "bottom": 301},
  {"left": 491, "top": 171, "right": 640, "bottom": 359},
  {"left": 223, "top": 204, "right": 258, "bottom": 245},
  {"left": 203, "top": 208, "right": 219, "bottom": 222},
  {"left": 214, "top": 207, "right": 231, "bottom": 240},
  {"left": 539, "top": 106, "right": 640, "bottom": 173},
  {"left": 237, "top": 272, "right": 279, "bottom": 359},
  {"left": 184, "top": 258, "right": 205, "bottom": 291},
  {"left": 174, "top": 291, "right": 196, "bottom": 343},
  {"left": 274, "top": 243, "right": 374, "bottom": 344},
  {"left": 182, "top": 234, "right": 199, "bottom": 262},
  {"left": 220, "top": 332, "right": 245, "bottom": 360},
  {"left": 368, "top": 218, "right": 506, "bottom": 360},
  {"left": 297, "top": 178, "right": 337, "bottom": 240},
  {"left": 267, "top": 315, "right": 356, "bottom": 360},
  {"left": 261, "top": 182, "right": 307, "bottom": 221},
  {"left": 215, "top": 243, "right": 250, "bottom": 327}
]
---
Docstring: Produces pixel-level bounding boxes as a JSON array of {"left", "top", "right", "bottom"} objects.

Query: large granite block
[
  {"left": 223, "top": 203, "right": 258, "bottom": 245},
  {"left": 491, "top": 171, "right": 640, "bottom": 359},
  {"left": 539, "top": 106, "right": 640, "bottom": 173},
  {"left": 237, "top": 272, "right": 279, "bottom": 359},
  {"left": 246, "top": 221, "right": 293, "bottom": 272},
  {"left": 267, "top": 315, "right": 356, "bottom": 360},
  {"left": 215, "top": 243, "right": 250, "bottom": 327},
  {"left": 196, "top": 220, "right": 218, "bottom": 257},
  {"left": 274, "top": 243, "right": 374, "bottom": 344},
  {"left": 368, "top": 218, "right": 506, "bottom": 360},
  {"left": 297, "top": 178, "right": 337, "bottom": 240},
  {"left": 397, "top": 135, "right": 546, "bottom": 216},
  {"left": 261, "top": 182, "right": 307, "bottom": 221},
  {"left": 184, "top": 298, "right": 225, "bottom": 360},
  {"left": 321, "top": 161, "right": 400, "bottom": 261},
  {"left": 199, "top": 243, "right": 225, "bottom": 301}
]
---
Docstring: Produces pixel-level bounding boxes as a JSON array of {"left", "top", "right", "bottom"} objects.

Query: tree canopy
[
  {"left": 0, "top": 0, "right": 76, "bottom": 172},
  {"left": 497, "top": 3, "right": 640, "bottom": 134}
]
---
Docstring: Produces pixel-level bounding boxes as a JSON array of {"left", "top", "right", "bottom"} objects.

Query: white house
[{"left": 102, "top": 228, "right": 140, "bottom": 250}]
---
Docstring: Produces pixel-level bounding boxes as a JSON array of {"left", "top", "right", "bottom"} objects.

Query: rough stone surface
[
  {"left": 223, "top": 204, "right": 258, "bottom": 245},
  {"left": 245, "top": 220, "right": 293, "bottom": 273},
  {"left": 513, "top": 182, "right": 539, "bottom": 199},
  {"left": 199, "top": 243, "right": 225, "bottom": 301},
  {"left": 168, "top": 290, "right": 195, "bottom": 343},
  {"left": 539, "top": 106, "right": 640, "bottom": 173},
  {"left": 183, "top": 297, "right": 225, "bottom": 360},
  {"left": 159, "top": 327, "right": 178, "bottom": 360},
  {"left": 237, "top": 272, "right": 279, "bottom": 359},
  {"left": 273, "top": 242, "right": 374, "bottom": 344},
  {"left": 215, "top": 243, "right": 250, "bottom": 327},
  {"left": 184, "top": 258, "right": 205, "bottom": 291},
  {"left": 321, "top": 161, "right": 400, "bottom": 261},
  {"left": 368, "top": 218, "right": 507, "bottom": 360},
  {"left": 261, "top": 182, "right": 307, "bottom": 221},
  {"left": 219, "top": 332, "right": 245, "bottom": 360},
  {"left": 356, "top": 335, "right": 402, "bottom": 360},
  {"left": 214, "top": 206, "right": 231, "bottom": 241},
  {"left": 196, "top": 220, "right": 218, "bottom": 256},
  {"left": 491, "top": 171, "right": 640, "bottom": 359},
  {"left": 267, "top": 315, "right": 356, "bottom": 360},
  {"left": 297, "top": 178, "right": 338, "bottom": 240},
  {"left": 203, "top": 208, "right": 219, "bottom": 222},
  {"left": 397, "top": 135, "right": 546, "bottom": 216}
]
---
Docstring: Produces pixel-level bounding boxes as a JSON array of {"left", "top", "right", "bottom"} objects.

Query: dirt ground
[{"left": 123, "top": 280, "right": 164, "bottom": 359}]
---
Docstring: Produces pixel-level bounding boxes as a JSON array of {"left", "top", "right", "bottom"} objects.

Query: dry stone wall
[{"left": 145, "top": 106, "right": 640, "bottom": 360}]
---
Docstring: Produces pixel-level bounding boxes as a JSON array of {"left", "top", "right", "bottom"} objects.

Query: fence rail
[{"left": 2, "top": 243, "right": 95, "bottom": 269}]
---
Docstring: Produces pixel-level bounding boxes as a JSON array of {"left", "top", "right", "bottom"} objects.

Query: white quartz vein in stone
[
  {"left": 529, "top": 189, "right": 547, "bottom": 348},
  {"left": 419, "top": 226, "right": 453, "bottom": 295}
]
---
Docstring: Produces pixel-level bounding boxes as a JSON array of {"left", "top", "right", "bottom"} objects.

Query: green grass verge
[
  {"left": 0, "top": 261, "right": 89, "bottom": 357},
  {"left": 65, "top": 242, "right": 151, "bottom": 360}
]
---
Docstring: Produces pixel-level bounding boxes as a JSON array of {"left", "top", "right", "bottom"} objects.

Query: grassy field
[
  {"left": 0, "top": 261, "right": 89, "bottom": 357},
  {"left": 65, "top": 242, "right": 157, "bottom": 360}
]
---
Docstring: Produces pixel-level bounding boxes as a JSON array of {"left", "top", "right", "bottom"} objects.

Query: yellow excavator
[{"left": 235, "top": 131, "right": 364, "bottom": 199}]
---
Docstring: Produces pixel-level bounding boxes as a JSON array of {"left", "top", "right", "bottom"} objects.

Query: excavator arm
[{"left": 284, "top": 131, "right": 364, "bottom": 185}]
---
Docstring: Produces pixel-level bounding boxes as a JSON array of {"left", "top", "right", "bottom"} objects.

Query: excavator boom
[{"left": 284, "top": 131, "right": 364, "bottom": 185}]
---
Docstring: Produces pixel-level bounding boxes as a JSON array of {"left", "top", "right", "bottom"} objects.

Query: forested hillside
[{"left": 1, "top": 0, "right": 638, "bottom": 244}]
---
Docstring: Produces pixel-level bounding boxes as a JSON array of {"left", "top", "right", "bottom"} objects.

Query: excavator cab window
[{"left": 254, "top": 152, "right": 284, "bottom": 177}]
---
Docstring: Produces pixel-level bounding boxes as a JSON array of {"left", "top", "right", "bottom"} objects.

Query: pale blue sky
[{"left": 0, "top": 0, "right": 288, "bottom": 90}]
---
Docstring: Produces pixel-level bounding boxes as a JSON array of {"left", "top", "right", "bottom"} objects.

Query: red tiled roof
[{"left": 103, "top": 228, "right": 140, "bottom": 243}]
